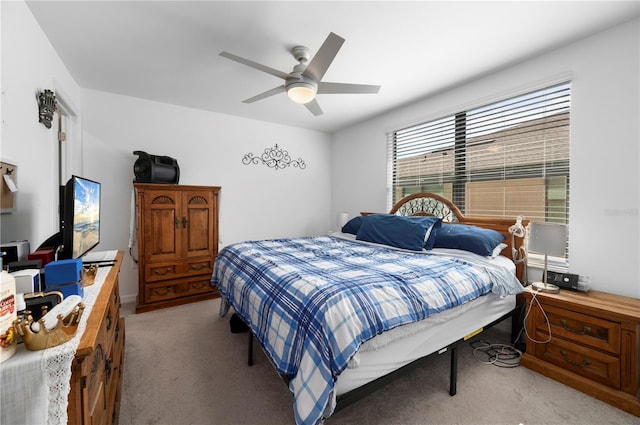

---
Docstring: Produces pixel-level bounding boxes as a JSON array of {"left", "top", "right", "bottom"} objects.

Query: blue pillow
[
  {"left": 356, "top": 214, "right": 442, "bottom": 251},
  {"left": 341, "top": 216, "right": 364, "bottom": 235},
  {"left": 433, "top": 224, "right": 506, "bottom": 256}
]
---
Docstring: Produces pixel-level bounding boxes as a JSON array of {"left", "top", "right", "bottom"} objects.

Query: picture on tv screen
[{"left": 67, "top": 176, "right": 101, "bottom": 259}]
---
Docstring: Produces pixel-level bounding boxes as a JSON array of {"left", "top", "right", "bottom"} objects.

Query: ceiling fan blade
[
  {"left": 317, "top": 82, "right": 381, "bottom": 94},
  {"left": 242, "top": 85, "right": 285, "bottom": 103},
  {"left": 304, "top": 98, "right": 323, "bottom": 116},
  {"left": 220, "top": 51, "right": 290, "bottom": 80},
  {"left": 303, "top": 32, "right": 345, "bottom": 82}
]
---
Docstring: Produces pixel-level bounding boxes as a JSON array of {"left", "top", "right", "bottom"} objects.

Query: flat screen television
[
  {"left": 38, "top": 175, "right": 101, "bottom": 260},
  {"left": 62, "top": 176, "right": 101, "bottom": 260}
]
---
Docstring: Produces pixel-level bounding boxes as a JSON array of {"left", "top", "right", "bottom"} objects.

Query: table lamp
[
  {"left": 338, "top": 212, "right": 350, "bottom": 229},
  {"left": 528, "top": 222, "right": 567, "bottom": 293}
]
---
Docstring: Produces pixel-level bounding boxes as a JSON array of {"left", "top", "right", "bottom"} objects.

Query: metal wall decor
[
  {"left": 37, "top": 89, "right": 57, "bottom": 129},
  {"left": 242, "top": 144, "right": 306, "bottom": 170}
]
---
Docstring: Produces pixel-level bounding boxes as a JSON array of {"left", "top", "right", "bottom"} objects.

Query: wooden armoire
[{"left": 134, "top": 183, "right": 220, "bottom": 312}]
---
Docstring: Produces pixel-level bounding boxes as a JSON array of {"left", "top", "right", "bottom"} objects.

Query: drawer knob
[
  {"left": 105, "top": 356, "right": 113, "bottom": 381},
  {"left": 560, "top": 350, "right": 591, "bottom": 368},
  {"left": 153, "top": 267, "right": 172, "bottom": 275},
  {"left": 153, "top": 287, "right": 172, "bottom": 296},
  {"left": 560, "top": 319, "right": 591, "bottom": 336}
]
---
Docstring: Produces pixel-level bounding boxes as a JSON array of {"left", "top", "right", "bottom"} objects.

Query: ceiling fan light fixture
[{"left": 286, "top": 81, "right": 317, "bottom": 104}]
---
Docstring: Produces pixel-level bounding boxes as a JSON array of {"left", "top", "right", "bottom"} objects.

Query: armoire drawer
[
  {"left": 144, "top": 276, "right": 215, "bottom": 304},
  {"left": 144, "top": 258, "right": 213, "bottom": 283}
]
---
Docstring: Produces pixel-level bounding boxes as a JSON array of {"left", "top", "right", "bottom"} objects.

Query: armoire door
[{"left": 141, "top": 189, "right": 182, "bottom": 263}]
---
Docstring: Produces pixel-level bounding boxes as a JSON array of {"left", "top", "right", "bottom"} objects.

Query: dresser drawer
[
  {"left": 105, "top": 317, "right": 125, "bottom": 425},
  {"left": 535, "top": 304, "right": 620, "bottom": 355},
  {"left": 87, "top": 343, "right": 108, "bottom": 424},
  {"left": 535, "top": 331, "right": 621, "bottom": 389},
  {"left": 85, "top": 284, "right": 120, "bottom": 424}
]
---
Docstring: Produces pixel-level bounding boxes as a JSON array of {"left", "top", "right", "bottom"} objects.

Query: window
[{"left": 388, "top": 82, "right": 571, "bottom": 263}]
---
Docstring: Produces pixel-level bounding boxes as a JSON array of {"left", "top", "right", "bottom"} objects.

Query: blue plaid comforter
[{"left": 211, "top": 236, "right": 523, "bottom": 425}]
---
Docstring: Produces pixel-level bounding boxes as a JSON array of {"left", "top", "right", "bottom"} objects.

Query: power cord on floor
[
  {"left": 469, "top": 339, "right": 523, "bottom": 368},
  {"left": 470, "top": 288, "right": 554, "bottom": 368}
]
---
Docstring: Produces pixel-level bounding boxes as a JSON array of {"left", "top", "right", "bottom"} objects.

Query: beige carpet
[{"left": 118, "top": 299, "right": 637, "bottom": 425}]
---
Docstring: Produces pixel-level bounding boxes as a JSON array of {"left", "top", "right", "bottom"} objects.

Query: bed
[{"left": 210, "top": 192, "right": 527, "bottom": 425}]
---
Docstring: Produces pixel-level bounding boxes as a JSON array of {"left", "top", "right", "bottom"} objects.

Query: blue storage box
[
  {"left": 44, "top": 258, "right": 84, "bottom": 298},
  {"left": 47, "top": 281, "right": 83, "bottom": 298}
]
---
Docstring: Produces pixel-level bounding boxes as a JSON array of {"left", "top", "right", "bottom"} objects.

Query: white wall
[
  {"left": 0, "top": 1, "right": 83, "bottom": 246},
  {"left": 81, "top": 90, "right": 331, "bottom": 303},
  {"left": 3, "top": 0, "right": 638, "bottom": 302},
  {"left": 1, "top": 1, "right": 332, "bottom": 304},
  {"left": 332, "top": 18, "right": 640, "bottom": 298}
]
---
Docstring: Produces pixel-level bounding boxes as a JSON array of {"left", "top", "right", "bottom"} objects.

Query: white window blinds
[{"left": 388, "top": 82, "right": 571, "bottom": 226}]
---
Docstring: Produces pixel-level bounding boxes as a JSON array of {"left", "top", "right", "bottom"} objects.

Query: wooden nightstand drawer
[
  {"left": 538, "top": 304, "right": 620, "bottom": 355},
  {"left": 522, "top": 288, "right": 640, "bottom": 416},
  {"left": 535, "top": 331, "right": 621, "bottom": 388}
]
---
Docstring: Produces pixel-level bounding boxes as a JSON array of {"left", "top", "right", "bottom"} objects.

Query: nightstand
[{"left": 521, "top": 287, "right": 640, "bottom": 416}]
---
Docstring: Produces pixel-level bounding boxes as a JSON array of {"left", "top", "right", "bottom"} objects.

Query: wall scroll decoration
[
  {"left": 242, "top": 144, "right": 306, "bottom": 170},
  {"left": 37, "top": 89, "right": 57, "bottom": 129}
]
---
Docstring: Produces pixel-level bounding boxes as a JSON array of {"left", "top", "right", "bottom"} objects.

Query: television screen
[{"left": 62, "top": 175, "right": 101, "bottom": 259}]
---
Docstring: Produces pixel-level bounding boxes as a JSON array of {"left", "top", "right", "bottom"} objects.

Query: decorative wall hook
[
  {"left": 37, "top": 89, "right": 57, "bottom": 129},
  {"left": 242, "top": 144, "right": 306, "bottom": 170}
]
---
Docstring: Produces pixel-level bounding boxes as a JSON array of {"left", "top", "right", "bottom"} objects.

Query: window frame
[{"left": 387, "top": 81, "right": 571, "bottom": 273}]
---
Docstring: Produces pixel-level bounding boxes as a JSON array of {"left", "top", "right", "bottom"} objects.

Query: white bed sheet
[{"left": 336, "top": 291, "right": 515, "bottom": 396}]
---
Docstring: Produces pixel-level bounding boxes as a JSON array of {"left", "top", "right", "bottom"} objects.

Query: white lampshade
[
  {"left": 528, "top": 222, "right": 567, "bottom": 257},
  {"left": 287, "top": 82, "right": 317, "bottom": 104},
  {"left": 338, "top": 212, "right": 350, "bottom": 228},
  {"left": 528, "top": 222, "right": 567, "bottom": 293}
]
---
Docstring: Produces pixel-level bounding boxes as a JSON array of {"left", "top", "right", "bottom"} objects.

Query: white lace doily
[{"left": 43, "top": 266, "right": 112, "bottom": 425}]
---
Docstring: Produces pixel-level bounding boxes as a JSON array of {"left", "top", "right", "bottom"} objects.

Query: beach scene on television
[{"left": 73, "top": 178, "right": 100, "bottom": 258}]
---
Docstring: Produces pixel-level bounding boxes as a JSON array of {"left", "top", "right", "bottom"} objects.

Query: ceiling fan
[{"left": 219, "top": 32, "right": 381, "bottom": 116}]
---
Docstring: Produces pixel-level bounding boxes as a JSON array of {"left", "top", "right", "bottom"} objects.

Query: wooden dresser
[
  {"left": 134, "top": 184, "right": 220, "bottom": 313},
  {"left": 69, "top": 250, "right": 125, "bottom": 425},
  {"left": 521, "top": 287, "right": 640, "bottom": 416}
]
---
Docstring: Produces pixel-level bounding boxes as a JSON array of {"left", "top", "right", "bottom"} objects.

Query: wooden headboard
[{"left": 363, "top": 192, "right": 528, "bottom": 282}]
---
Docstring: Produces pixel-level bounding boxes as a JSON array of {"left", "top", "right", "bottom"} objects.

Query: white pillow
[{"left": 491, "top": 243, "right": 508, "bottom": 259}]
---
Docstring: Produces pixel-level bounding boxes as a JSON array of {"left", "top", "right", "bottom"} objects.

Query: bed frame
[
  {"left": 365, "top": 192, "right": 527, "bottom": 283},
  {"left": 245, "top": 192, "right": 528, "bottom": 415}
]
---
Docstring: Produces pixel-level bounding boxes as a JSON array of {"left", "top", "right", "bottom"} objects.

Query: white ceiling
[{"left": 25, "top": 1, "right": 639, "bottom": 134}]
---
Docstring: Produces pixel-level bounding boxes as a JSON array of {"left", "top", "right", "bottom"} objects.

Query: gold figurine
[
  {"left": 13, "top": 302, "right": 85, "bottom": 351},
  {"left": 84, "top": 264, "right": 98, "bottom": 286}
]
